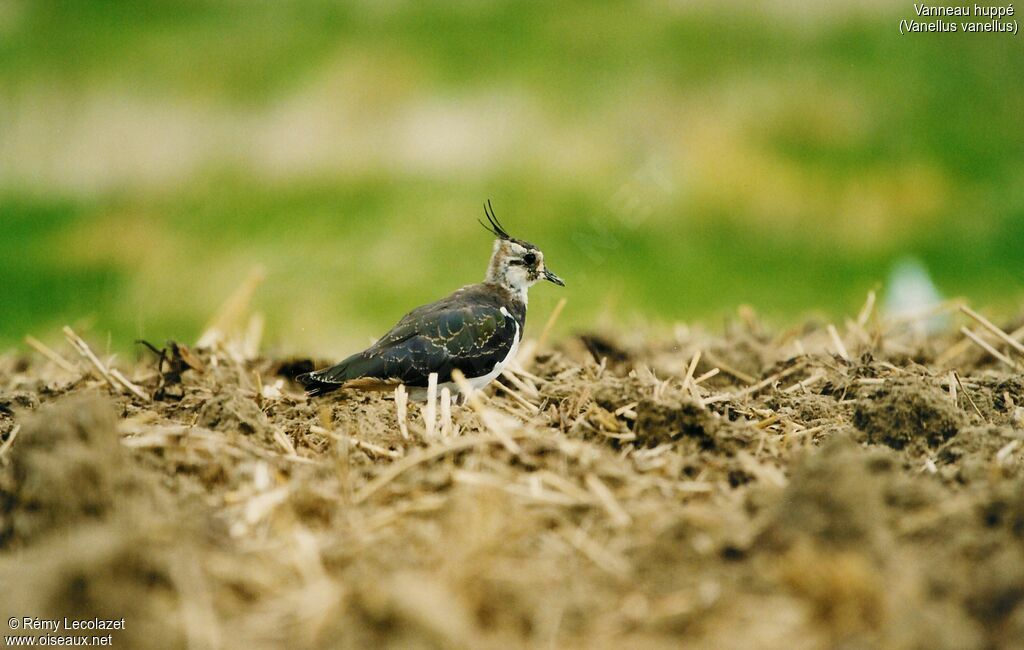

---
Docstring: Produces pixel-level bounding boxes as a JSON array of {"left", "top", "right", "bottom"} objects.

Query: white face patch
[{"left": 486, "top": 239, "right": 542, "bottom": 298}]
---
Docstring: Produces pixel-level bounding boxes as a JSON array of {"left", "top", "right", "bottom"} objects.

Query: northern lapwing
[{"left": 297, "top": 202, "right": 564, "bottom": 400}]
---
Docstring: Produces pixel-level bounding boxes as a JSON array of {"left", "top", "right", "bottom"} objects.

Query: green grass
[
  {"left": 5, "top": 175, "right": 1024, "bottom": 353},
  {"left": 2, "top": 1, "right": 1023, "bottom": 352}
]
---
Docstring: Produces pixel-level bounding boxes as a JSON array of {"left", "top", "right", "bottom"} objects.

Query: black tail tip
[{"left": 296, "top": 372, "right": 338, "bottom": 398}]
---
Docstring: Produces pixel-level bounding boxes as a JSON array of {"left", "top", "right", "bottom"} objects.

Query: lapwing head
[{"left": 480, "top": 200, "right": 565, "bottom": 295}]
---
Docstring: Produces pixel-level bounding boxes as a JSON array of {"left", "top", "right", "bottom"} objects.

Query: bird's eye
[{"left": 523, "top": 253, "right": 537, "bottom": 265}]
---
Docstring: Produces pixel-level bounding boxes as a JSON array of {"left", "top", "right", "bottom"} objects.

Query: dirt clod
[
  {"left": 197, "top": 392, "right": 272, "bottom": 438},
  {"left": 635, "top": 396, "right": 717, "bottom": 446},
  {"left": 854, "top": 379, "right": 962, "bottom": 451},
  {"left": 2, "top": 394, "right": 128, "bottom": 543},
  {"left": 762, "top": 436, "right": 890, "bottom": 551}
]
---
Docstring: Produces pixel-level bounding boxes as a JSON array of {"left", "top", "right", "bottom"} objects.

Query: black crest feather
[{"left": 478, "top": 199, "right": 512, "bottom": 240}]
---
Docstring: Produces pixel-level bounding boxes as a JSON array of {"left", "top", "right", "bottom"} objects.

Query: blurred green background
[{"left": 2, "top": 1, "right": 1023, "bottom": 355}]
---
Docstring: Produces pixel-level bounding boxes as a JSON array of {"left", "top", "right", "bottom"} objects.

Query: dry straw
[{"left": 8, "top": 286, "right": 1024, "bottom": 648}]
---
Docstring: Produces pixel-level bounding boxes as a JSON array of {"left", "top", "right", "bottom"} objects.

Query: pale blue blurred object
[{"left": 883, "top": 257, "right": 949, "bottom": 335}]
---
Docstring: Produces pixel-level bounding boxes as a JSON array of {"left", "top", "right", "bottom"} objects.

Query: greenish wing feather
[{"left": 310, "top": 302, "right": 517, "bottom": 388}]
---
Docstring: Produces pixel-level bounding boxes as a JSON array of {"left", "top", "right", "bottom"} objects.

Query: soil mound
[{"left": 4, "top": 308, "right": 1024, "bottom": 648}]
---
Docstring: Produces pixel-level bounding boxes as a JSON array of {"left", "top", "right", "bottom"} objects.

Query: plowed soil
[{"left": 3, "top": 310, "right": 1024, "bottom": 649}]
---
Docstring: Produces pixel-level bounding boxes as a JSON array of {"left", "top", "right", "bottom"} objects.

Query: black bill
[{"left": 544, "top": 268, "right": 565, "bottom": 286}]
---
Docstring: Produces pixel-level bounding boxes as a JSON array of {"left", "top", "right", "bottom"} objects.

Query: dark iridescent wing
[
  {"left": 298, "top": 287, "right": 520, "bottom": 395},
  {"left": 371, "top": 303, "right": 514, "bottom": 383}
]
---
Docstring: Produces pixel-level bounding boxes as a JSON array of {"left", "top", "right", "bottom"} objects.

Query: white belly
[{"left": 408, "top": 320, "right": 520, "bottom": 401}]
